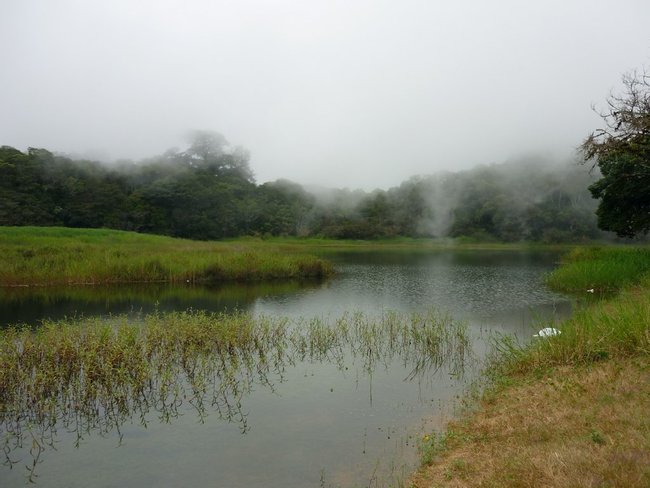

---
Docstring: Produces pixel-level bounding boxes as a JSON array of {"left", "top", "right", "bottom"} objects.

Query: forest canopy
[{"left": 0, "top": 132, "right": 607, "bottom": 243}]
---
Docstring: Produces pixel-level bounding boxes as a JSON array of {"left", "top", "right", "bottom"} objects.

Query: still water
[{"left": 0, "top": 250, "right": 571, "bottom": 487}]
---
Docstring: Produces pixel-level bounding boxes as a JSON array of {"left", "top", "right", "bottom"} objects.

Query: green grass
[
  {"left": 238, "top": 235, "right": 572, "bottom": 251},
  {"left": 545, "top": 245, "right": 650, "bottom": 293},
  {"left": 0, "top": 227, "right": 333, "bottom": 286},
  {"left": 0, "top": 225, "right": 573, "bottom": 286},
  {"left": 490, "top": 245, "right": 650, "bottom": 377},
  {"left": 492, "top": 283, "right": 650, "bottom": 377}
]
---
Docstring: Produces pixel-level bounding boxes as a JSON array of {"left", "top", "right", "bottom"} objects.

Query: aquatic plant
[{"left": 0, "top": 309, "right": 470, "bottom": 481}]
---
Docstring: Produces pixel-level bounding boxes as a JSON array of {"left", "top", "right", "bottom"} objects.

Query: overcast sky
[{"left": 1, "top": 0, "right": 649, "bottom": 189}]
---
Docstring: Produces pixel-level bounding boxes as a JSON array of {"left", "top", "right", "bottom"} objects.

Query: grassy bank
[
  {"left": 545, "top": 245, "right": 650, "bottom": 293},
  {"left": 411, "top": 246, "right": 650, "bottom": 487},
  {"left": 0, "top": 227, "right": 333, "bottom": 286}
]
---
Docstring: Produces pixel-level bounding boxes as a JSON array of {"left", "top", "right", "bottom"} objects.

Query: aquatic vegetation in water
[{"left": 0, "top": 309, "right": 470, "bottom": 481}]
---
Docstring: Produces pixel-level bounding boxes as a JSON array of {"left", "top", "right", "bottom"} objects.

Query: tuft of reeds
[
  {"left": 0, "top": 227, "right": 333, "bottom": 286},
  {"left": 0, "top": 309, "right": 470, "bottom": 479}
]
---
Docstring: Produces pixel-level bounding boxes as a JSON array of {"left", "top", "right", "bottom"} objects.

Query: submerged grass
[
  {"left": 0, "top": 308, "right": 470, "bottom": 480},
  {"left": 0, "top": 227, "right": 333, "bottom": 286},
  {"left": 411, "top": 245, "right": 650, "bottom": 488}
]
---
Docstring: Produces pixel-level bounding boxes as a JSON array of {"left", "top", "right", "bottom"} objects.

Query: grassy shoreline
[
  {"left": 0, "top": 225, "right": 578, "bottom": 287},
  {"left": 0, "top": 227, "right": 333, "bottom": 286},
  {"left": 410, "top": 246, "right": 650, "bottom": 487}
]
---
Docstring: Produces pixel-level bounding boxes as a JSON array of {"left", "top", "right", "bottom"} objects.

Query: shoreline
[{"left": 409, "top": 247, "right": 650, "bottom": 487}]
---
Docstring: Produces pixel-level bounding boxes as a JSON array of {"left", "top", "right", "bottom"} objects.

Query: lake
[{"left": 0, "top": 249, "right": 571, "bottom": 487}]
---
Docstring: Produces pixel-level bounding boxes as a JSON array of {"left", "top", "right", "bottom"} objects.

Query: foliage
[
  {"left": 581, "top": 69, "right": 650, "bottom": 237},
  {"left": 308, "top": 160, "right": 603, "bottom": 242}
]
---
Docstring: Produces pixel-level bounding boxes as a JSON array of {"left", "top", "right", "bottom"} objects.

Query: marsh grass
[
  {"left": 0, "top": 308, "right": 470, "bottom": 480},
  {"left": 0, "top": 227, "right": 333, "bottom": 286}
]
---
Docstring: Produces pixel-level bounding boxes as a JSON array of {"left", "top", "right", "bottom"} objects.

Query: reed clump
[{"left": 0, "top": 227, "right": 333, "bottom": 286}]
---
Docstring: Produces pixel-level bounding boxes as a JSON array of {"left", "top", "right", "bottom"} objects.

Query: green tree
[{"left": 581, "top": 69, "right": 650, "bottom": 237}]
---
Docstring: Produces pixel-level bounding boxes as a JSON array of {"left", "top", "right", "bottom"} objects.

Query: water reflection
[
  {"left": 0, "top": 280, "right": 320, "bottom": 328},
  {"left": 255, "top": 250, "right": 571, "bottom": 333}
]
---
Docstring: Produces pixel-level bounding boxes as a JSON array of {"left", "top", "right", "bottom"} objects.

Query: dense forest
[{"left": 0, "top": 131, "right": 608, "bottom": 242}]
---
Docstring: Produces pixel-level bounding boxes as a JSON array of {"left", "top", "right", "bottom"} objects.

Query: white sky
[{"left": 1, "top": 0, "right": 649, "bottom": 189}]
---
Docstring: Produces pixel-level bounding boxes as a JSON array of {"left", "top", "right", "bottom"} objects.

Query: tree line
[
  {"left": 2, "top": 65, "right": 649, "bottom": 242},
  {"left": 0, "top": 132, "right": 606, "bottom": 242}
]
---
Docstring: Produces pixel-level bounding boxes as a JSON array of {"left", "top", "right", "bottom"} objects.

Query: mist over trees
[
  {"left": 304, "top": 159, "right": 602, "bottom": 242},
  {"left": 0, "top": 131, "right": 607, "bottom": 243}
]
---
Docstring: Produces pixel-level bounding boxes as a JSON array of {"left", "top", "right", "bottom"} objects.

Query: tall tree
[{"left": 581, "top": 68, "right": 650, "bottom": 237}]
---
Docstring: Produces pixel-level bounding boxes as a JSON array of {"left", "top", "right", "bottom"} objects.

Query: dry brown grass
[{"left": 410, "top": 356, "right": 650, "bottom": 488}]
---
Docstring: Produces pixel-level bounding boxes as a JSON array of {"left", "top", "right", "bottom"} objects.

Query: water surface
[{"left": 0, "top": 249, "right": 571, "bottom": 487}]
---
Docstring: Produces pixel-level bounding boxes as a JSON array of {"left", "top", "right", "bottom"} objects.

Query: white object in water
[{"left": 534, "top": 327, "right": 561, "bottom": 338}]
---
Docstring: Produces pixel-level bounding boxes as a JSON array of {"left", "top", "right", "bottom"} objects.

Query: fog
[{"left": 1, "top": 0, "right": 649, "bottom": 190}]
